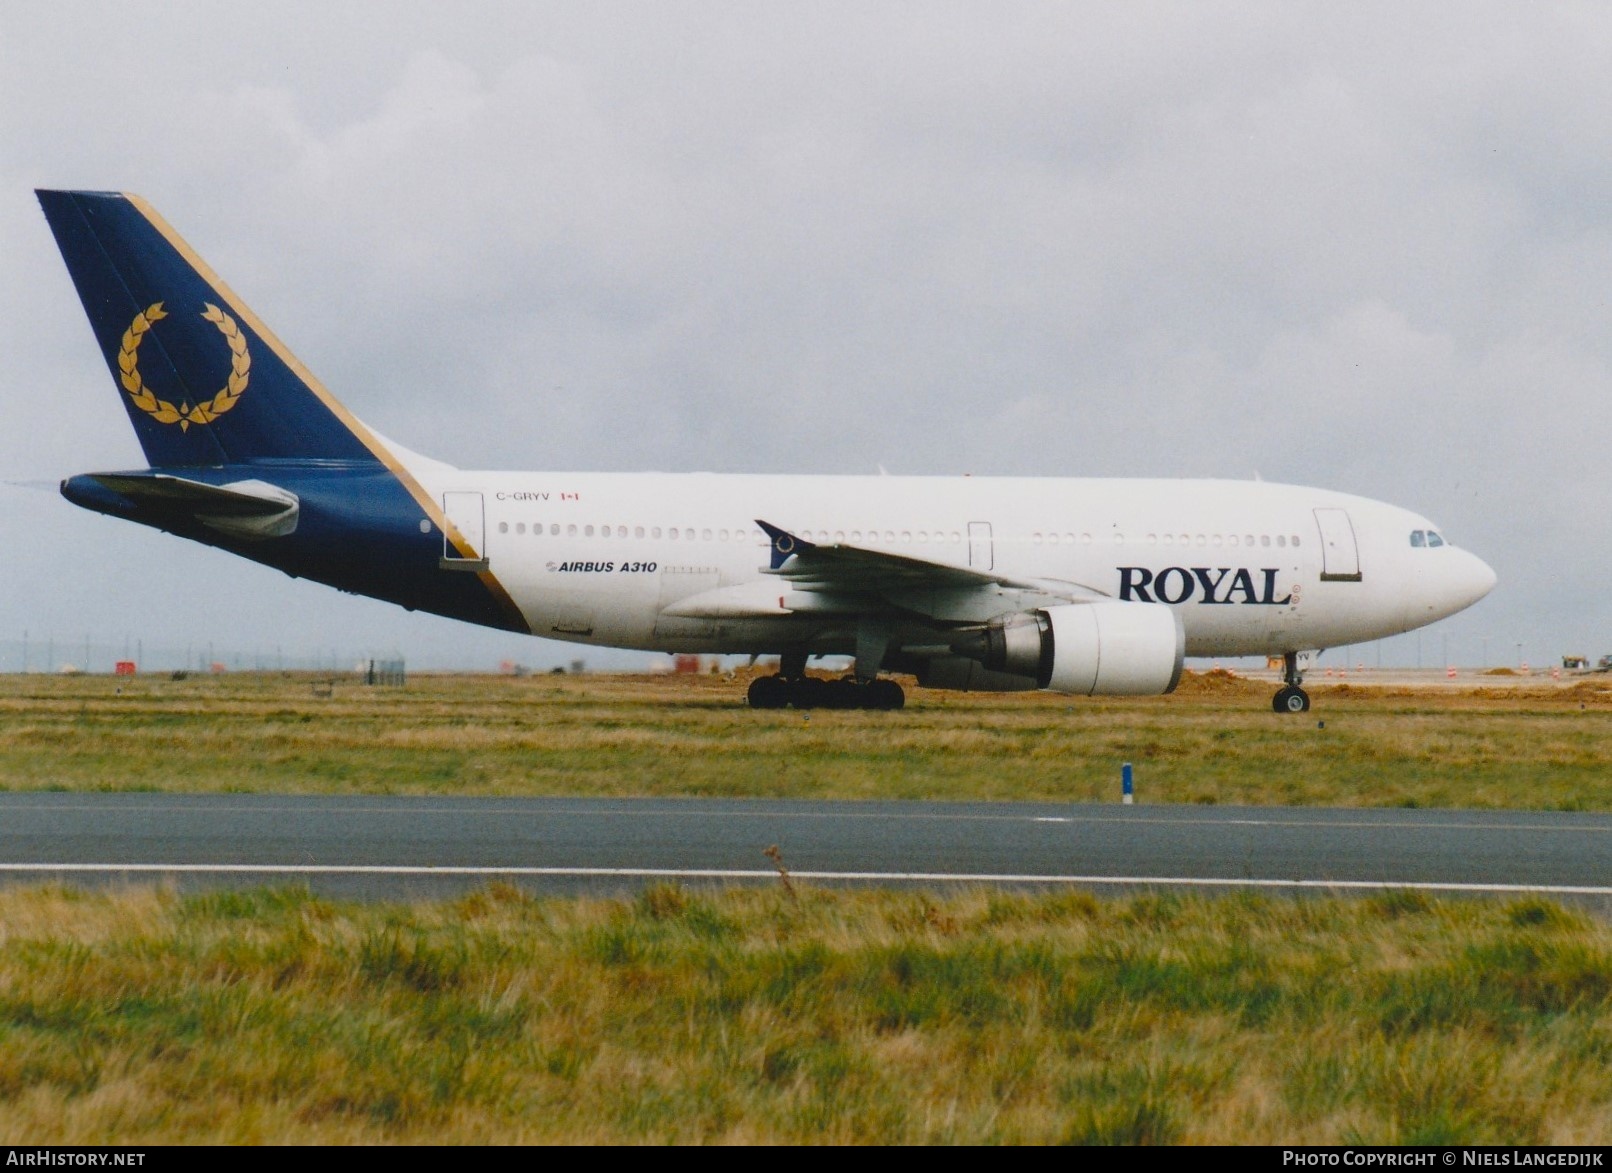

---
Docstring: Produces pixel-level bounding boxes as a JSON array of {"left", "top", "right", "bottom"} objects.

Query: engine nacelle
[
  {"left": 950, "top": 601, "right": 1184, "bottom": 695},
  {"left": 912, "top": 655, "right": 1041, "bottom": 693}
]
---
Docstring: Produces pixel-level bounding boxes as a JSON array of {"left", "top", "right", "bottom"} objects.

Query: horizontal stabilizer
[{"left": 68, "top": 473, "right": 299, "bottom": 540}]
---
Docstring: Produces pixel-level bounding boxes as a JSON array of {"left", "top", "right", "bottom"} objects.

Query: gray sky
[{"left": 3, "top": 2, "right": 1607, "bottom": 673}]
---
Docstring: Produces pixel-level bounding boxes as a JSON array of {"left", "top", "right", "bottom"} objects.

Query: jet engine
[
  {"left": 946, "top": 601, "right": 1184, "bottom": 695},
  {"left": 913, "top": 656, "right": 1041, "bottom": 692}
]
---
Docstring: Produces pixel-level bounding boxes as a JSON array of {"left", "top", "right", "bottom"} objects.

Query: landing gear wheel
[
  {"left": 827, "top": 678, "right": 863, "bottom": 710},
  {"left": 790, "top": 677, "right": 830, "bottom": 710},
  {"left": 1273, "top": 686, "right": 1311, "bottom": 714},
  {"left": 868, "top": 679, "right": 906, "bottom": 711},
  {"left": 747, "top": 675, "right": 789, "bottom": 709}
]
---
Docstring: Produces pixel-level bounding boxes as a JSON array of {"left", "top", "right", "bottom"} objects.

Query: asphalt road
[{"left": 0, "top": 794, "right": 1609, "bottom": 903}]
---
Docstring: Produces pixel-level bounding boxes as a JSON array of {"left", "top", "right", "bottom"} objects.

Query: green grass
[
  {"left": 0, "top": 670, "right": 1609, "bottom": 808},
  {"left": 2, "top": 670, "right": 1611, "bottom": 1143},
  {"left": 0, "top": 883, "right": 1608, "bottom": 1143}
]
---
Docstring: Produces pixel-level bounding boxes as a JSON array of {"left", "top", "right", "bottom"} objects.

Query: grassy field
[
  {"left": 0, "top": 668, "right": 1609, "bottom": 809},
  {"left": 0, "top": 882, "right": 1607, "bottom": 1144},
  {"left": 2, "top": 669, "right": 1611, "bottom": 1144}
]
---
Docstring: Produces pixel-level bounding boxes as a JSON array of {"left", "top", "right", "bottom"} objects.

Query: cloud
[{"left": 3, "top": 2, "right": 1609, "bottom": 666}]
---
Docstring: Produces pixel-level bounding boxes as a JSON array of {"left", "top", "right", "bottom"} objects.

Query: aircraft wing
[{"left": 755, "top": 519, "right": 1104, "bottom": 618}]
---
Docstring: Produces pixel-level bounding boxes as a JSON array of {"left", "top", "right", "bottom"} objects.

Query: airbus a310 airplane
[{"left": 37, "top": 190, "right": 1496, "bottom": 713}]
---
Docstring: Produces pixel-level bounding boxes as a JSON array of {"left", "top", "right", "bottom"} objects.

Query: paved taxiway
[{"left": 0, "top": 794, "right": 1609, "bottom": 903}]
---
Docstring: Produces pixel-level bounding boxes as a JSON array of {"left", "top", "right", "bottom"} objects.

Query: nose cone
[{"left": 1443, "top": 548, "right": 1497, "bottom": 616}]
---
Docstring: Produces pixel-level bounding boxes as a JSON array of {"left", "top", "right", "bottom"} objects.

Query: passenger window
[
  {"left": 652, "top": 527, "right": 661, "bottom": 539},
  {"left": 1427, "top": 531, "right": 1444, "bottom": 547},
  {"left": 516, "top": 522, "right": 525, "bottom": 534},
  {"left": 1277, "top": 535, "right": 1286, "bottom": 547},
  {"left": 498, "top": 522, "right": 509, "bottom": 534},
  {"left": 1291, "top": 536, "right": 1300, "bottom": 547},
  {"left": 1410, "top": 531, "right": 1426, "bottom": 547},
  {"left": 567, "top": 524, "right": 577, "bottom": 537}
]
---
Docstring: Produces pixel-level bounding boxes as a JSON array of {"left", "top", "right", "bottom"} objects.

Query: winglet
[{"left": 756, "top": 519, "right": 816, "bottom": 571}]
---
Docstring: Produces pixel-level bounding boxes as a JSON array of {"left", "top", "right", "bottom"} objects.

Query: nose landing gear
[{"left": 1272, "top": 651, "right": 1311, "bottom": 714}]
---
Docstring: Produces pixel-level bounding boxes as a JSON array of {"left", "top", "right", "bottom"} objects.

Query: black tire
[
  {"left": 1273, "top": 686, "right": 1311, "bottom": 714},
  {"left": 828, "top": 678, "right": 862, "bottom": 710},
  {"left": 869, "top": 679, "right": 905, "bottom": 711},
  {"left": 747, "top": 675, "right": 788, "bottom": 709},
  {"left": 790, "top": 677, "right": 829, "bottom": 710}
]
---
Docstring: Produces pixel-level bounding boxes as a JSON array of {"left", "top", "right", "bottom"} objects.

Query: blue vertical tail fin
[{"left": 37, "top": 190, "right": 382, "bottom": 468}]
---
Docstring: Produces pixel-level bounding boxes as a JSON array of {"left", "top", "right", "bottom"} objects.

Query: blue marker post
[{"left": 1122, "top": 762, "right": 1134, "bottom": 805}]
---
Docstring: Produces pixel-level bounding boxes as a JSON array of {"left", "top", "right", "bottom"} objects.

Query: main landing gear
[
  {"left": 1272, "top": 651, "right": 1311, "bottom": 714},
  {"left": 747, "top": 674, "right": 906, "bottom": 711},
  {"left": 746, "top": 650, "right": 906, "bottom": 711}
]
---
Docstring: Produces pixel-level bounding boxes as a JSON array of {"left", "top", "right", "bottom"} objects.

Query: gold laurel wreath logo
[{"left": 117, "top": 301, "right": 251, "bottom": 431}]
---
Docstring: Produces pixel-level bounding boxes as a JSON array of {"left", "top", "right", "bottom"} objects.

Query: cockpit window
[
  {"left": 1410, "top": 530, "right": 1426, "bottom": 547},
  {"left": 1427, "top": 531, "right": 1444, "bottom": 547}
]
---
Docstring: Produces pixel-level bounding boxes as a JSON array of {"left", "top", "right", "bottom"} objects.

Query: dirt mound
[{"left": 1172, "top": 668, "right": 1265, "bottom": 696}]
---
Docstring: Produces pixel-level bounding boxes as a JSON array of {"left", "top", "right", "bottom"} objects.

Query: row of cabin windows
[
  {"left": 1139, "top": 533, "right": 1301, "bottom": 548},
  {"left": 491, "top": 522, "right": 1304, "bottom": 549},
  {"left": 496, "top": 522, "right": 760, "bottom": 542},
  {"left": 1031, "top": 532, "right": 1303, "bottom": 548}
]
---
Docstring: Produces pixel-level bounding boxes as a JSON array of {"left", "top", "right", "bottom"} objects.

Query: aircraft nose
[{"left": 1449, "top": 548, "right": 1497, "bottom": 611}]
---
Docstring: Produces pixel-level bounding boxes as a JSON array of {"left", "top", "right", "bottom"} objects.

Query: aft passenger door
[{"left": 440, "top": 491, "right": 490, "bottom": 571}]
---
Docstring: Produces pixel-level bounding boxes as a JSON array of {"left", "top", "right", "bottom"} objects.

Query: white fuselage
[{"left": 409, "top": 467, "right": 1496, "bottom": 660}]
